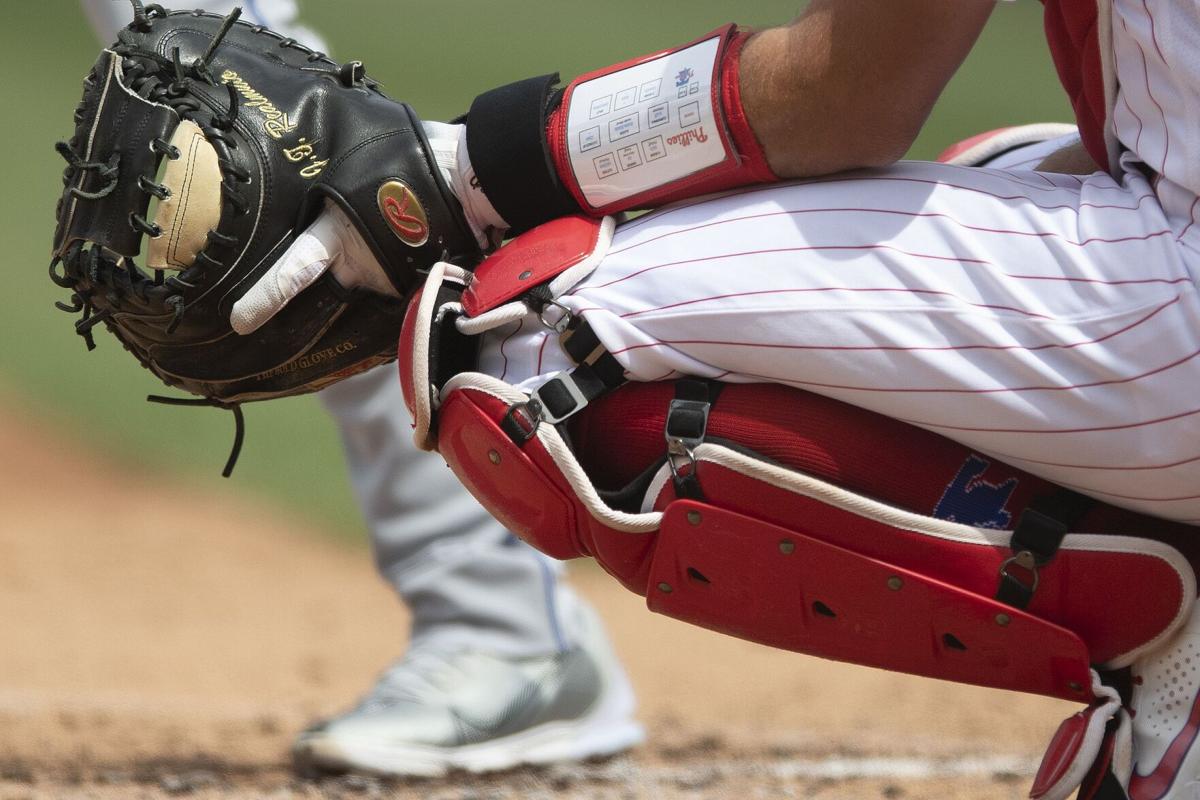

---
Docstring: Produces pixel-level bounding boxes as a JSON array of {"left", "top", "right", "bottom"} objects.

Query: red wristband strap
[{"left": 547, "top": 24, "right": 777, "bottom": 216}]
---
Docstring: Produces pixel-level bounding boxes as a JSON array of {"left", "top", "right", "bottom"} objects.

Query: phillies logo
[
  {"left": 377, "top": 180, "right": 430, "bottom": 247},
  {"left": 666, "top": 126, "right": 710, "bottom": 148},
  {"left": 933, "top": 455, "right": 1018, "bottom": 529}
]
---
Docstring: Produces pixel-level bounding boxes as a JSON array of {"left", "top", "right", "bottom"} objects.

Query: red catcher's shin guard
[{"left": 428, "top": 376, "right": 1194, "bottom": 703}]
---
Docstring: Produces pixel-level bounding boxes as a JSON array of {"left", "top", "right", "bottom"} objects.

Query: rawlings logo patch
[{"left": 377, "top": 181, "right": 429, "bottom": 247}]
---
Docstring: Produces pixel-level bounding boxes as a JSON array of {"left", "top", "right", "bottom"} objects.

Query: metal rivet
[
  {"left": 886, "top": 576, "right": 903, "bottom": 591},
  {"left": 1068, "top": 681, "right": 1084, "bottom": 693},
  {"left": 487, "top": 450, "right": 501, "bottom": 465},
  {"left": 686, "top": 511, "right": 702, "bottom": 526},
  {"left": 995, "top": 613, "right": 1011, "bottom": 627},
  {"left": 778, "top": 541, "right": 795, "bottom": 555},
  {"left": 657, "top": 582, "right": 673, "bottom": 593},
  {"left": 518, "top": 270, "right": 533, "bottom": 280}
]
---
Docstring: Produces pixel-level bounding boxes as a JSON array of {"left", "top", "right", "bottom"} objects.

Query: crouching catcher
[{"left": 49, "top": 6, "right": 1200, "bottom": 799}]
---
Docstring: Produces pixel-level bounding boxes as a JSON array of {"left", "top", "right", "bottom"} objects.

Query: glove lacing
[
  {"left": 51, "top": 2, "right": 374, "bottom": 475},
  {"left": 50, "top": 4, "right": 256, "bottom": 475}
]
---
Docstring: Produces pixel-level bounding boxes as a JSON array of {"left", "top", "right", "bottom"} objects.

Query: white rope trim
[
  {"left": 440, "top": 372, "right": 661, "bottom": 533},
  {"left": 408, "top": 261, "right": 449, "bottom": 451},
  {"left": 546, "top": 214, "right": 617, "bottom": 296},
  {"left": 943, "top": 123, "right": 1079, "bottom": 167},
  {"left": 455, "top": 301, "right": 528, "bottom": 335}
]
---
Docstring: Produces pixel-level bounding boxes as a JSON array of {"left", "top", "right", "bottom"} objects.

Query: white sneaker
[
  {"left": 1128, "top": 601, "right": 1200, "bottom": 800},
  {"left": 292, "top": 595, "right": 644, "bottom": 777}
]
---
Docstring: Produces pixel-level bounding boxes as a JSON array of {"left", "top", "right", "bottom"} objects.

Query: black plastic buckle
[
  {"left": 665, "top": 398, "right": 711, "bottom": 451},
  {"left": 531, "top": 372, "right": 590, "bottom": 424},
  {"left": 665, "top": 397, "right": 711, "bottom": 499},
  {"left": 995, "top": 506, "right": 1072, "bottom": 609}
]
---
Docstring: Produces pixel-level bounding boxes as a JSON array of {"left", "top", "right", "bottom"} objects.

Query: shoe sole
[{"left": 295, "top": 716, "right": 645, "bottom": 778}]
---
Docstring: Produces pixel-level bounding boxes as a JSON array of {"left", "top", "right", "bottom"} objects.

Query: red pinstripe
[
  {"left": 496, "top": 318, "right": 524, "bottom": 382},
  {"left": 1120, "top": 91, "right": 1147, "bottom": 154},
  {"left": 1179, "top": 196, "right": 1200, "bottom": 240},
  {"left": 1126, "top": 11, "right": 1171, "bottom": 174},
  {"left": 972, "top": 445, "right": 1200, "bottom": 473},
  {"left": 618, "top": 286, "right": 1057, "bottom": 321},
  {"left": 821, "top": 168, "right": 1136, "bottom": 195},
  {"left": 609, "top": 190, "right": 1160, "bottom": 258},
  {"left": 999, "top": 274, "right": 1188, "bottom": 286},
  {"left": 1141, "top": 0, "right": 1169, "bottom": 63},
  {"left": 1132, "top": 0, "right": 1171, "bottom": 176},
  {"left": 607, "top": 207, "right": 1173, "bottom": 267},
  {"left": 996, "top": 156, "right": 1048, "bottom": 170},
  {"left": 603, "top": 295, "right": 1182, "bottom": 356},
  {"left": 535, "top": 330, "right": 551, "bottom": 374},
  {"left": 595, "top": 247, "right": 1187, "bottom": 293},
  {"left": 586, "top": 243, "right": 1181, "bottom": 300},
  {"left": 618, "top": 162, "right": 1144, "bottom": 238},
  {"left": 896, "top": 404, "right": 1200, "bottom": 435},
  {"left": 584, "top": 245, "right": 983, "bottom": 292},
  {"left": 653, "top": 341, "right": 1200, "bottom": 397}
]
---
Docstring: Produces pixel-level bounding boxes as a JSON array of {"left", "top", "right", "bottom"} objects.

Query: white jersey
[
  {"left": 1111, "top": 0, "right": 1200, "bottom": 231},
  {"left": 480, "top": 145, "right": 1200, "bottom": 525}
]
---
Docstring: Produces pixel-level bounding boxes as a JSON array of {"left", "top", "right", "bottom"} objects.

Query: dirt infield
[{"left": 0, "top": 396, "right": 1078, "bottom": 799}]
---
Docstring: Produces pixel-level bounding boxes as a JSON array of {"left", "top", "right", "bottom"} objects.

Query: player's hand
[
  {"left": 230, "top": 200, "right": 396, "bottom": 334},
  {"left": 230, "top": 122, "right": 505, "bottom": 335}
]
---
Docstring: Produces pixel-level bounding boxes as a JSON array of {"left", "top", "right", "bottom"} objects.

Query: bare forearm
[{"left": 741, "top": 1, "right": 995, "bottom": 178}]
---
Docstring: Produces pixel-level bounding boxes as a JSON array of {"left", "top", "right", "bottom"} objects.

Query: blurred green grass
[{"left": 0, "top": 0, "right": 1070, "bottom": 539}]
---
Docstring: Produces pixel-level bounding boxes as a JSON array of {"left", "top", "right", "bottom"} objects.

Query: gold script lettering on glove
[
  {"left": 284, "top": 140, "right": 329, "bottom": 179},
  {"left": 220, "top": 69, "right": 296, "bottom": 138}
]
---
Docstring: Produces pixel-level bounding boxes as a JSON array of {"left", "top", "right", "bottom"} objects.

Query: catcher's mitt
[{"left": 51, "top": 3, "right": 481, "bottom": 468}]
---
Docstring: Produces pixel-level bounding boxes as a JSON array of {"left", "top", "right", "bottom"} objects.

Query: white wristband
[{"left": 423, "top": 121, "right": 508, "bottom": 247}]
